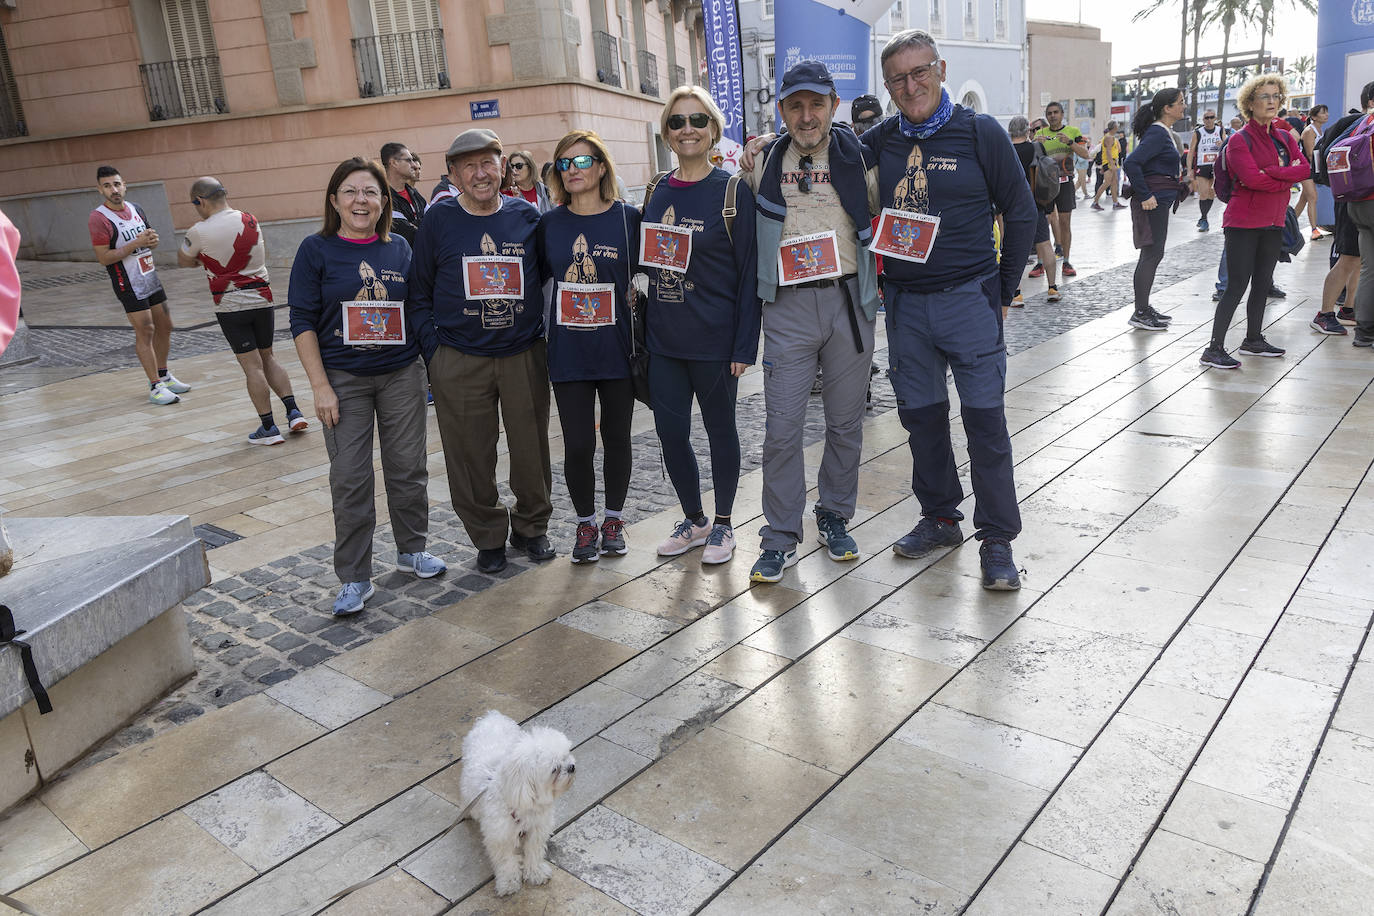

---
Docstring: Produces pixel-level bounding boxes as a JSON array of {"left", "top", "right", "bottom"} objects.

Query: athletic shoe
[
  {"left": 1212, "top": 289, "right": 1224, "bottom": 302},
  {"left": 657, "top": 517, "right": 710, "bottom": 556},
  {"left": 397, "top": 550, "right": 446, "bottom": 577},
  {"left": 1061, "top": 262, "right": 1078, "bottom": 277},
  {"left": 1268, "top": 287, "right": 1287, "bottom": 299},
  {"left": 1238, "top": 337, "right": 1285, "bottom": 358},
  {"left": 1028, "top": 262, "right": 1045, "bottom": 278},
  {"left": 1145, "top": 305, "right": 1173, "bottom": 324},
  {"left": 1311, "top": 312, "right": 1347, "bottom": 336},
  {"left": 979, "top": 538, "right": 1021, "bottom": 591},
  {"left": 599, "top": 517, "right": 627, "bottom": 556},
  {"left": 510, "top": 531, "right": 555, "bottom": 561},
  {"left": 247, "top": 424, "right": 284, "bottom": 446},
  {"left": 1200, "top": 346, "right": 1241, "bottom": 369},
  {"left": 1091, "top": 202, "right": 1104, "bottom": 211},
  {"left": 1054, "top": 244, "right": 1063, "bottom": 257},
  {"left": 160, "top": 372, "right": 192, "bottom": 394},
  {"left": 701, "top": 524, "right": 736, "bottom": 565},
  {"left": 1011, "top": 290, "right": 1025, "bottom": 308},
  {"left": 815, "top": 508, "right": 859, "bottom": 561},
  {"left": 570, "top": 522, "right": 600, "bottom": 564},
  {"left": 1112, "top": 202, "right": 1127, "bottom": 210},
  {"left": 333, "top": 581, "right": 374, "bottom": 616},
  {"left": 1354, "top": 334, "right": 1374, "bottom": 348},
  {"left": 149, "top": 381, "right": 180, "bottom": 406},
  {"left": 1197, "top": 217, "right": 1209, "bottom": 232},
  {"left": 426, "top": 387, "right": 434, "bottom": 405},
  {"left": 893, "top": 516, "right": 963, "bottom": 559},
  {"left": 287, "top": 408, "right": 309, "bottom": 432},
  {"left": 1046, "top": 286, "right": 1061, "bottom": 303},
  {"left": 476, "top": 547, "right": 508, "bottom": 573},
  {"left": 749, "top": 548, "right": 798, "bottom": 583},
  {"left": 1337, "top": 306, "right": 1356, "bottom": 326},
  {"left": 1311, "top": 228, "right": 1323, "bottom": 240},
  {"left": 1128, "top": 310, "right": 1168, "bottom": 331}
]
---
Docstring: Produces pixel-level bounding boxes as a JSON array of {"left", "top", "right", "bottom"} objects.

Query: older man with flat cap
[
  {"left": 410, "top": 128, "right": 554, "bottom": 573},
  {"left": 179, "top": 176, "right": 308, "bottom": 445}
]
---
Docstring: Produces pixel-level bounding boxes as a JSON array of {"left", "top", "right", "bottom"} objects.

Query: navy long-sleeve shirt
[
  {"left": 862, "top": 106, "right": 1035, "bottom": 306},
  {"left": 288, "top": 233, "right": 419, "bottom": 375},
  {"left": 409, "top": 195, "right": 544, "bottom": 361},
  {"left": 1123, "top": 123, "right": 1182, "bottom": 202},
  {"left": 641, "top": 168, "right": 762, "bottom": 364}
]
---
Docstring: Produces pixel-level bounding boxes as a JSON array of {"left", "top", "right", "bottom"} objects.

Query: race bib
[
  {"left": 640, "top": 223, "right": 692, "bottom": 274},
  {"left": 462, "top": 256, "right": 524, "bottom": 300},
  {"left": 1201, "top": 150, "right": 1218, "bottom": 165},
  {"left": 778, "top": 231, "right": 841, "bottom": 286},
  {"left": 137, "top": 252, "right": 156, "bottom": 275},
  {"left": 1058, "top": 159, "right": 1073, "bottom": 183},
  {"left": 342, "top": 300, "right": 407, "bottom": 346},
  {"left": 556, "top": 283, "right": 616, "bottom": 328},
  {"left": 1328, "top": 148, "right": 1350, "bottom": 174},
  {"left": 870, "top": 208, "right": 940, "bottom": 264}
]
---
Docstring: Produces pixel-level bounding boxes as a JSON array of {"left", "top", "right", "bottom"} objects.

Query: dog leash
[{"left": 284, "top": 788, "right": 485, "bottom": 916}]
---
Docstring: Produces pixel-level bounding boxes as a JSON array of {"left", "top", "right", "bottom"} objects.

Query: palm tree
[
  {"left": 1286, "top": 54, "right": 1315, "bottom": 93},
  {"left": 1132, "top": 0, "right": 1191, "bottom": 91},
  {"left": 1187, "top": 0, "right": 1209, "bottom": 128},
  {"left": 1208, "top": 0, "right": 1253, "bottom": 119},
  {"left": 1256, "top": 0, "right": 1318, "bottom": 78}
]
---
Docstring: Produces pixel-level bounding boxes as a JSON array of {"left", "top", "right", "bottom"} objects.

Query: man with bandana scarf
[{"left": 860, "top": 28, "right": 1035, "bottom": 590}]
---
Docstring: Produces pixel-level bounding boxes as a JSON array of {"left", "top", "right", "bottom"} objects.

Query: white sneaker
[
  {"left": 700, "top": 524, "right": 735, "bottom": 564},
  {"left": 657, "top": 517, "right": 710, "bottom": 556},
  {"left": 160, "top": 372, "right": 191, "bottom": 394},
  {"left": 148, "top": 381, "right": 180, "bottom": 406}
]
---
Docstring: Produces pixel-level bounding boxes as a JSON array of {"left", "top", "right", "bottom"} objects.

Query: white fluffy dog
[{"left": 460, "top": 710, "right": 576, "bottom": 896}]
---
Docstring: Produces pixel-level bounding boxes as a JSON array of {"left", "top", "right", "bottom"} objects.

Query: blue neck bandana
[{"left": 898, "top": 89, "right": 954, "bottom": 140}]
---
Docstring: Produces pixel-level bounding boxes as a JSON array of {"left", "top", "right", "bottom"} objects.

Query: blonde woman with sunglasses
[{"left": 508, "top": 149, "right": 553, "bottom": 213}]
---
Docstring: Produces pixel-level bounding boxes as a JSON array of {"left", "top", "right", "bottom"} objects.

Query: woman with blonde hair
[
  {"left": 535, "top": 130, "right": 639, "bottom": 562},
  {"left": 508, "top": 149, "right": 554, "bottom": 213},
  {"left": 642, "top": 85, "right": 760, "bottom": 566},
  {"left": 1200, "top": 75, "right": 1309, "bottom": 368}
]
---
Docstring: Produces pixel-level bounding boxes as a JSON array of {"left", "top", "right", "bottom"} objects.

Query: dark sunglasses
[
  {"left": 667, "top": 112, "right": 711, "bottom": 130},
  {"left": 556, "top": 154, "right": 603, "bottom": 171},
  {"left": 797, "top": 155, "right": 813, "bottom": 194},
  {"left": 510, "top": 161, "right": 527, "bottom": 170},
  {"left": 1204, "top": 115, "right": 1216, "bottom": 120}
]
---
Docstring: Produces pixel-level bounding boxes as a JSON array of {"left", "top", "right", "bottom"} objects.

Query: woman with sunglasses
[
  {"left": 289, "top": 157, "right": 445, "bottom": 616},
  {"left": 535, "top": 131, "right": 640, "bottom": 563},
  {"left": 643, "top": 85, "right": 761, "bottom": 566},
  {"left": 1200, "top": 75, "right": 1309, "bottom": 368},
  {"left": 508, "top": 149, "right": 554, "bottom": 214}
]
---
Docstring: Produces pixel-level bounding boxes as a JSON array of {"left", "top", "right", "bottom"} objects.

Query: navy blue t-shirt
[
  {"left": 409, "top": 195, "right": 544, "bottom": 360},
  {"left": 863, "top": 107, "right": 1035, "bottom": 305},
  {"left": 641, "top": 168, "right": 761, "bottom": 365},
  {"left": 1123, "top": 123, "right": 1181, "bottom": 202},
  {"left": 288, "top": 233, "right": 419, "bottom": 375},
  {"left": 536, "top": 202, "right": 640, "bottom": 384}
]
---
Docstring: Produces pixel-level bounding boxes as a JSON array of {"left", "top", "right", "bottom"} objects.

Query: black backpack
[{"left": 1028, "top": 142, "right": 1060, "bottom": 208}]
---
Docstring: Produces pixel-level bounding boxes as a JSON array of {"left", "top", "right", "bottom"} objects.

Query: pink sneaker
[
  {"left": 700, "top": 524, "right": 735, "bottom": 565},
  {"left": 657, "top": 517, "right": 710, "bottom": 556}
]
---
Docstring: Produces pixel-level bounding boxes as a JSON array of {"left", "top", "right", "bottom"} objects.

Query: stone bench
[{"left": 1, "top": 515, "right": 208, "bottom": 812}]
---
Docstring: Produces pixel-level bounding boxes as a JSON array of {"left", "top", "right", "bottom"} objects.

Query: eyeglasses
[
  {"left": 336, "top": 186, "right": 382, "bottom": 201},
  {"left": 510, "top": 161, "right": 527, "bottom": 171},
  {"left": 667, "top": 112, "right": 711, "bottom": 130},
  {"left": 884, "top": 61, "right": 941, "bottom": 90},
  {"left": 1255, "top": 93, "right": 1284, "bottom": 103},
  {"left": 556, "top": 154, "right": 603, "bottom": 171},
  {"left": 797, "top": 155, "right": 813, "bottom": 194},
  {"left": 1204, "top": 115, "right": 1216, "bottom": 119}
]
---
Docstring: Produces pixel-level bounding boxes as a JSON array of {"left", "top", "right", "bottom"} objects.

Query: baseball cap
[
  {"left": 851, "top": 95, "right": 882, "bottom": 123},
  {"left": 779, "top": 60, "right": 836, "bottom": 100}
]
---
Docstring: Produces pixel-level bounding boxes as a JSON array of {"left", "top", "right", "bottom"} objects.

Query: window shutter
[
  {"left": 161, "top": 0, "right": 223, "bottom": 117},
  {"left": 370, "top": 0, "right": 443, "bottom": 93}
]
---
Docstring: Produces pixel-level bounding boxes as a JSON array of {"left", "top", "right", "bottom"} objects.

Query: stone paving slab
[{"left": 5, "top": 197, "right": 1373, "bottom": 914}]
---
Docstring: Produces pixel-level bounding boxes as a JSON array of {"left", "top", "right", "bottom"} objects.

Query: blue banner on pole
[
  {"left": 775, "top": 0, "right": 872, "bottom": 124},
  {"left": 701, "top": 0, "right": 746, "bottom": 170}
]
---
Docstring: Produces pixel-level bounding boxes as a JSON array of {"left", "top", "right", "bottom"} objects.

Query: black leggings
[
  {"left": 552, "top": 378, "right": 635, "bottom": 518},
  {"left": 1132, "top": 203, "right": 1172, "bottom": 311},
  {"left": 649, "top": 355, "right": 740, "bottom": 518},
  {"left": 1210, "top": 227, "right": 1282, "bottom": 349}
]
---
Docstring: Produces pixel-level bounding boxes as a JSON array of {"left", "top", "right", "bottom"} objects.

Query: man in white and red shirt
[
  {"left": 89, "top": 165, "right": 191, "bottom": 405},
  {"left": 178, "top": 176, "right": 308, "bottom": 445}
]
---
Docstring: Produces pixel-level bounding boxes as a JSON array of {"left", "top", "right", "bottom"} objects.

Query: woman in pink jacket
[{"left": 1201, "top": 75, "right": 1310, "bottom": 369}]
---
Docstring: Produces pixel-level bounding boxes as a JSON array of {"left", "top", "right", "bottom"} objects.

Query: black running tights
[
  {"left": 552, "top": 378, "right": 635, "bottom": 519},
  {"left": 1210, "top": 227, "right": 1282, "bottom": 349},
  {"left": 1132, "top": 203, "right": 1172, "bottom": 312}
]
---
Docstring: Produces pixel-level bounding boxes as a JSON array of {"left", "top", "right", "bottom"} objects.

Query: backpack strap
[
  {"left": 722, "top": 173, "right": 740, "bottom": 243},
  {"left": 643, "top": 170, "right": 669, "bottom": 211}
]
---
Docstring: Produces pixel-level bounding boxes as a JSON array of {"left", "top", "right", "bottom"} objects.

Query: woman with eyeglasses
[
  {"left": 642, "top": 85, "right": 761, "bottom": 566},
  {"left": 1200, "top": 76, "right": 1309, "bottom": 368},
  {"left": 289, "top": 157, "right": 445, "bottom": 617},
  {"left": 506, "top": 149, "right": 554, "bottom": 214},
  {"left": 535, "top": 131, "right": 640, "bottom": 563},
  {"left": 1122, "top": 87, "right": 1187, "bottom": 332}
]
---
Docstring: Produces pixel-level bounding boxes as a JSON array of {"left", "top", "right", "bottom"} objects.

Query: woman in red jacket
[{"left": 1201, "top": 75, "right": 1310, "bottom": 369}]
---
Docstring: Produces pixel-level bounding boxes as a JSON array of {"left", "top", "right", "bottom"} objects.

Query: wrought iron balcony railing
[
  {"left": 352, "top": 28, "right": 450, "bottom": 98},
  {"left": 138, "top": 56, "right": 227, "bottom": 121}
]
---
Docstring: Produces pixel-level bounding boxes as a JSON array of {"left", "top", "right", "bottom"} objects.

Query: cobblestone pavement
[{"left": 55, "top": 218, "right": 1240, "bottom": 766}]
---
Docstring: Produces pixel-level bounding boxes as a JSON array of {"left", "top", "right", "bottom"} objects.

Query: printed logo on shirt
[
  {"left": 354, "top": 261, "right": 388, "bottom": 301},
  {"left": 565, "top": 234, "right": 598, "bottom": 283},
  {"left": 653, "top": 205, "right": 685, "bottom": 304},
  {"left": 476, "top": 233, "right": 523, "bottom": 328},
  {"left": 894, "top": 145, "right": 931, "bottom": 214}
]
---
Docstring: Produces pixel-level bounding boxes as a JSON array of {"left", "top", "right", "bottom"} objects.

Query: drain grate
[
  {"left": 194, "top": 523, "right": 244, "bottom": 549},
  {"left": 19, "top": 270, "right": 108, "bottom": 290}
]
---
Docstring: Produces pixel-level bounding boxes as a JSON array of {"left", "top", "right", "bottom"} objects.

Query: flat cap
[{"left": 446, "top": 128, "right": 502, "bottom": 159}]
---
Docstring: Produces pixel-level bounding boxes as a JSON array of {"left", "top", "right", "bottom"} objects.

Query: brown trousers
[{"left": 430, "top": 341, "right": 553, "bottom": 550}]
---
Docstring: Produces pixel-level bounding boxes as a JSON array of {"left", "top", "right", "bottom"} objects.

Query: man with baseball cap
[
  {"left": 742, "top": 59, "right": 882, "bottom": 583},
  {"left": 410, "top": 128, "right": 554, "bottom": 573},
  {"left": 851, "top": 95, "right": 883, "bottom": 134}
]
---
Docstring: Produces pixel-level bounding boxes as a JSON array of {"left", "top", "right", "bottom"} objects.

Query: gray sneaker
[
  {"left": 893, "top": 517, "right": 963, "bottom": 558},
  {"left": 749, "top": 548, "right": 798, "bottom": 584},
  {"left": 815, "top": 508, "right": 859, "bottom": 561}
]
